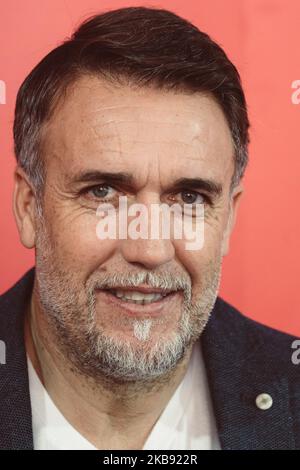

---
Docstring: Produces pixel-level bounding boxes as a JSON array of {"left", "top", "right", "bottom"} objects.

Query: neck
[{"left": 24, "top": 291, "right": 193, "bottom": 450}]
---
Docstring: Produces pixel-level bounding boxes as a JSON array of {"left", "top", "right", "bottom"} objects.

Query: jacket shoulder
[
  {"left": 217, "top": 296, "right": 298, "bottom": 340},
  {"left": 210, "top": 296, "right": 299, "bottom": 368}
]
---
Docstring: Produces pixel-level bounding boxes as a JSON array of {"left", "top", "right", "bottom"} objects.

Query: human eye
[
  {"left": 172, "top": 190, "right": 211, "bottom": 206},
  {"left": 79, "top": 184, "right": 119, "bottom": 202}
]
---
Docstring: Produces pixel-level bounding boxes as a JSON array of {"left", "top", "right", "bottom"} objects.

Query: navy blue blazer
[{"left": 0, "top": 267, "right": 299, "bottom": 450}]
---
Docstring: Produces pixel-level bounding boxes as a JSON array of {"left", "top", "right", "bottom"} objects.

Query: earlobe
[{"left": 13, "top": 166, "right": 37, "bottom": 249}]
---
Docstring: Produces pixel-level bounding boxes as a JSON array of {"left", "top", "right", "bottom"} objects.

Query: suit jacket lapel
[
  {"left": 201, "top": 297, "right": 297, "bottom": 449},
  {"left": 0, "top": 268, "right": 35, "bottom": 450}
]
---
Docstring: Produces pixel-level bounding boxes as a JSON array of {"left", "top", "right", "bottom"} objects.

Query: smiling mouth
[{"left": 101, "top": 288, "right": 176, "bottom": 305}]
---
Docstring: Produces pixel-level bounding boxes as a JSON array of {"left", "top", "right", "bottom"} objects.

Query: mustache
[{"left": 89, "top": 270, "right": 192, "bottom": 298}]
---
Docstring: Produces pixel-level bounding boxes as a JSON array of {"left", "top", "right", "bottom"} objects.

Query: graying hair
[{"left": 13, "top": 6, "right": 250, "bottom": 202}]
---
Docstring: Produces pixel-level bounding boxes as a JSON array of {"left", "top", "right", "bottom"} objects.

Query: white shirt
[{"left": 27, "top": 340, "right": 221, "bottom": 450}]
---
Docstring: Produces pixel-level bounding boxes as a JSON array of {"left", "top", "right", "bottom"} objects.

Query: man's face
[{"left": 26, "top": 75, "right": 241, "bottom": 382}]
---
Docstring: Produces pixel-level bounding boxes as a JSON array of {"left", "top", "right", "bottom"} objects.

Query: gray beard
[{"left": 33, "top": 221, "right": 222, "bottom": 387}]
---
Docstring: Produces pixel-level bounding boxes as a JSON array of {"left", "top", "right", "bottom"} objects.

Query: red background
[{"left": 1, "top": 0, "right": 299, "bottom": 335}]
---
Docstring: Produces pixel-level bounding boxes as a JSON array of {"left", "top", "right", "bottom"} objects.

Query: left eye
[
  {"left": 179, "top": 190, "right": 206, "bottom": 205},
  {"left": 87, "top": 185, "right": 117, "bottom": 199}
]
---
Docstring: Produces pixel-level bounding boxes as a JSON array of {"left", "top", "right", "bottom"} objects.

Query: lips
[{"left": 96, "top": 287, "right": 181, "bottom": 317}]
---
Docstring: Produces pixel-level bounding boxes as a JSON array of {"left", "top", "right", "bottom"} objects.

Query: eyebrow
[
  {"left": 171, "top": 177, "right": 223, "bottom": 198},
  {"left": 71, "top": 170, "right": 134, "bottom": 186},
  {"left": 70, "top": 170, "right": 223, "bottom": 198}
]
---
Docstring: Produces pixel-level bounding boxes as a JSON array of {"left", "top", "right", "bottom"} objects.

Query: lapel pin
[{"left": 255, "top": 393, "right": 273, "bottom": 410}]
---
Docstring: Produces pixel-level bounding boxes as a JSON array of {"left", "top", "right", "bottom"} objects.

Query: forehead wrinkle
[
  {"left": 91, "top": 118, "right": 201, "bottom": 134},
  {"left": 91, "top": 137, "right": 200, "bottom": 148},
  {"left": 45, "top": 130, "right": 230, "bottom": 183},
  {"left": 90, "top": 117, "right": 201, "bottom": 126},
  {"left": 89, "top": 122, "right": 202, "bottom": 153},
  {"left": 80, "top": 99, "right": 210, "bottom": 117}
]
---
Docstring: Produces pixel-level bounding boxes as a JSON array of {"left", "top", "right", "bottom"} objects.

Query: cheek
[
  {"left": 46, "top": 214, "right": 119, "bottom": 273},
  {"left": 172, "top": 222, "right": 224, "bottom": 285}
]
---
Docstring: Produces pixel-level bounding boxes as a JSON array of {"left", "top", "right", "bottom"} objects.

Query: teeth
[{"left": 111, "top": 290, "right": 168, "bottom": 304}]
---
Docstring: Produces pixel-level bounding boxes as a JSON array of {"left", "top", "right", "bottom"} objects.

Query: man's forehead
[
  {"left": 44, "top": 76, "right": 234, "bottom": 184},
  {"left": 55, "top": 75, "right": 218, "bottom": 115},
  {"left": 49, "top": 75, "right": 232, "bottom": 139}
]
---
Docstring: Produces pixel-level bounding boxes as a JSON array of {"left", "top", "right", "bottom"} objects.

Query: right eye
[{"left": 81, "top": 184, "right": 118, "bottom": 201}]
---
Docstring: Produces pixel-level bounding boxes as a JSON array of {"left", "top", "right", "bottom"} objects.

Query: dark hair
[{"left": 13, "top": 6, "right": 250, "bottom": 195}]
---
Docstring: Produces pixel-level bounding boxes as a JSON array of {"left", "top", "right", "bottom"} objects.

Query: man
[{"left": 0, "top": 6, "right": 299, "bottom": 450}]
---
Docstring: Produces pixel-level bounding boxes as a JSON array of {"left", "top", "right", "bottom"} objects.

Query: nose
[
  {"left": 120, "top": 237, "right": 175, "bottom": 270},
  {"left": 118, "top": 195, "right": 175, "bottom": 269}
]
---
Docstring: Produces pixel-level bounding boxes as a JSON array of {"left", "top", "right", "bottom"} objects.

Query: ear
[
  {"left": 13, "top": 166, "right": 38, "bottom": 249},
  {"left": 221, "top": 183, "right": 244, "bottom": 257}
]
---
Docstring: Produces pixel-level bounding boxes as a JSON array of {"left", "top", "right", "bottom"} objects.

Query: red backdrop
[{"left": 1, "top": 0, "right": 299, "bottom": 335}]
